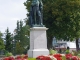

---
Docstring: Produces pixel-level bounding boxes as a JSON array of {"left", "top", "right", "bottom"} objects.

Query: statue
[{"left": 29, "top": 0, "right": 44, "bottom": 27}]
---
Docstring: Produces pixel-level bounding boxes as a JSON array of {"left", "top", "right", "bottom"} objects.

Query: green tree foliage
[
  {"left": 5, "top": 28, "right": 13, "bottom": 52},
  {"left": 14, "top": 20, "right": 30, "bottom": 54},
  {"left": 43, "top": 0, "right": 80, "bottom": 49},
  {"left": 24, "top": 0, "right": 80, "bottom": 49},
  {"left": 0, "top": 32, "right": 5, "bottom": 50},
  {"left": 15, "top": 42, "right": 24, "bottom": 54}
]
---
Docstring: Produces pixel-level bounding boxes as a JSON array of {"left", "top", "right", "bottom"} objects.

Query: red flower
[
  {"left": 65, "top": 53, "right": 72, "bottom": 57},
  {"left": 53, "top": 54, "right": 62, "bottom": 60},
  {"left": 36, "top": 55, "right": 45, "bottom": 60},
  {"left": 15, "top": 55, "right": 21, "bottom": 60},
  {"left": 36, "top": 55, "right": 51, "bottom": 60},
  {"left": 3, "top": 57, "right": 9, "bottom": 60},
  {"left": 23, "top": 54, "right": 28, "bottom": 59},
  {"left": 21, "top": 58, "right": 25, "bottom": 60},
  {"left": 45, "top": 56, "right": 51, "bottom": 60},
  {"left": 71, "top": 56, "right": 79, "bottom": 60},
  {"left": 65, "top": 53, "right": 73, "bottom": 60},
  {"left": 53, "top": 54, "right": 62, "bottom": 57},
  {"left": 9, "top": 57, "right": 15, "bottom": 60}
]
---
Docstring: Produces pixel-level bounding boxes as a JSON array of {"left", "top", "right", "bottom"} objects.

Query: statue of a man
[{"left": 29, "top": 0, "right": 44, "bottom": 27}]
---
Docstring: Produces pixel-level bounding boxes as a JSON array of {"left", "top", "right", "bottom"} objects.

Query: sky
[{"left": 0, "top": 0, "right": 27, "bottom": 33}]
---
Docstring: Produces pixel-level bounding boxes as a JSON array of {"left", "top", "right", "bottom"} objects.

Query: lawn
[{"left": 28, "top": 58, "right": 36, "bottom": 60}]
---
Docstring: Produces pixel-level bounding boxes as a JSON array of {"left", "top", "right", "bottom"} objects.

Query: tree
[
  {"left": 15, "top": 42, "right": 24, "bottom": 54},
  {"left": 0, "top": 32, "right": 5, "bottom": 50},
  {"left": 14, "top": 20, "right": 30, "bottom": 54},
  {"left": 43, "top": 0, "right": 80, "bottom": 50},
  {"left": 43, "top": 0, "right": 80, "bottom": 49},
  {"left": 5, "top": 28, "right": 13, "bottom": 52},
  {"left": 24, "top": 0, "right": 80, "bottom": 50}
]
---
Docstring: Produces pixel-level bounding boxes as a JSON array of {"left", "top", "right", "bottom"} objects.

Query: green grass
[{"left": 28, "top": 58, "right": 36, "bottom": 60}]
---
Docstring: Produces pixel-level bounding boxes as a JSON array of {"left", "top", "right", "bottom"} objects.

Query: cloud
[{"left": 0, "top": 0, "right": 27, "bottom": 33}]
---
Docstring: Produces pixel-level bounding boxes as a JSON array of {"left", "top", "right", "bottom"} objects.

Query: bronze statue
[{"left": 29, "top": 0, "right": 44, "bottom": 27}]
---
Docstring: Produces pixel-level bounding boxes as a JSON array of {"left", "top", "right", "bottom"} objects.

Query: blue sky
[{"left": 0, "top": 0, "right": 27, "bottom": 33}]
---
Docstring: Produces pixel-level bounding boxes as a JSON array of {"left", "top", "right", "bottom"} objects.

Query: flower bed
[
  {"left": 36, "top": 53, "right": 80, "bottom": 60},
  {"left": 3, "top": 54, "right": 28, "bottom": 60},
  {"left": 2, "top": 53, "right": 80, "bottom": 60}
]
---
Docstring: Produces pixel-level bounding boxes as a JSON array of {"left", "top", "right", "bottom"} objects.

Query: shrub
[
  {"left": 65, "top": 49, "right": 70, "bottom": 54},
  {"left": 5, "top": 52, "right": 13, "bottom": 57},
  {"left": 49, "top": 49, "right": 57, "bottom": 55}
]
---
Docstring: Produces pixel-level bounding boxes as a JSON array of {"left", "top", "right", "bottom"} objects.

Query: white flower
[
  {"left": 61, "top": 54, "right": 65, "bottom": 56},
  {"left": 49, "top": 56, "right": 57, "bottom": 60}
]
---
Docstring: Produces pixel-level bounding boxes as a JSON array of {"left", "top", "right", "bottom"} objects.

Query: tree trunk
[
  {"left": 47, "top": 37, "right": 53, "bottom": 49},
  {"left": 76, "top": 38, "right": 79, "bottom": 51}
]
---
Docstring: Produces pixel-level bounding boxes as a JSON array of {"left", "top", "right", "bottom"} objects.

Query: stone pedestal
[{"left": 28, "top": 27, "right": 49, "bottom": 58}]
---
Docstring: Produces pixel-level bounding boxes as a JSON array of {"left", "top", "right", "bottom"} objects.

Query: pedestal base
[
  {"left": 28, "top": 49, "right": 49, "bottom": 58},
  {"left": 28, "top": 27, "right": 49, "bottom": 58}
]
